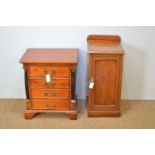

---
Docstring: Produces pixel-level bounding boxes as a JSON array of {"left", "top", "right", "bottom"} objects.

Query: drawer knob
[
  {"left": 51, "top": 82, "right": 55, "bottom": 86},
  {"left": 44, "top": 92, "right": 48, "bottom": 96},
  {"left": 44, "top": 70, "right": 48, "bottom": 74},
  {"left": 51, "top": 70, "right": 55, "bottom": 75},
  {"left": 44, "top": 82, "right": 48, "bottom": 86}
]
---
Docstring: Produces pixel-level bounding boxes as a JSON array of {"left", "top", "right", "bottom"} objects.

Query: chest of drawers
[{"left": 20, "top": 48, "right": 78, "bottom": 120}]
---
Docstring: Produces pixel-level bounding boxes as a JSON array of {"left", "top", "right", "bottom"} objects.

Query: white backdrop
[{"left": 0, "top": 26, "right": 155, "bottom": 100}]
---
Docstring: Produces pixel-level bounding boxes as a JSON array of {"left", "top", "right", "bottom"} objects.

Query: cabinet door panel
[
  {"left": 95, "top": 60, "right": 117, "bottom": 105},
  {"left": 89, "top": 55, "right": 121, "bottom": 110}
]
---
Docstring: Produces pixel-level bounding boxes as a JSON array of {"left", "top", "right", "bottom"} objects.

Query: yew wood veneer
[
  {"left": 87, "top": 35, "right": 124, "bottom": 117},
  {"left": 19, "top": 48, "right": 78, "bottom": 120}
]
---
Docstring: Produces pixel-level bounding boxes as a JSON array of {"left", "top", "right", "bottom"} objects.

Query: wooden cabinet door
[{"left": 88, "top": 54, "right": 123, "bottom": 111}]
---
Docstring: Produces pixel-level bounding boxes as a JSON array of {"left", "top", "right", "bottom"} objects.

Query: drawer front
[
  {"left": 29, "top": 66, "right": 69, "bottom": 77},
  {"left": 31, "top": 100, "right": 70, "bottom": 110},
  {"left": 30, "top": 78, "right": 70, "bottom": 88},
  {"left": 31, "top": 89, "right": 69, "bottom": 99}
]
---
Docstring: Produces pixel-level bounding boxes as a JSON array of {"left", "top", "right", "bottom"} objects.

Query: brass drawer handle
[
  {"left": 44, "top": 70, "right": 55, "bottom": 75},
  {"left": 44, "top": 82, "right": 56, "bottom": 87},
  {"left": 44, "top": 92, "right": 56, "bottom": 96}
]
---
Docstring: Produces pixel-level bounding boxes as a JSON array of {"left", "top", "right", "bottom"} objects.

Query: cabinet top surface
[
  {"left": 87, "top": 35, "right": 124, "bottom": 54},
  {"left": 19, "top": 48, "right": 78, "bottom": 64}
]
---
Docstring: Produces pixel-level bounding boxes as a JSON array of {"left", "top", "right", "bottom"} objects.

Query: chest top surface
[
  {"left": 87, "top": 35, "right": 124, "bottom": 54},
  {"left": 19, "top": 48, "right": 78, "bottom": 64}
]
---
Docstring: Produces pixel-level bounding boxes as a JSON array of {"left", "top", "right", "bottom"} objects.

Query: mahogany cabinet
[
  {"left": 87, "top": 35, "right": 124, "bottom": 117},
  {"left": 19, "top": 48, "right": 78, "bottom": 120}
]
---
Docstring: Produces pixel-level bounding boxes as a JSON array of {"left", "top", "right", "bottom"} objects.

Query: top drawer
[{"left": 29, "top": 66, "right": 69, "bottom": 77}]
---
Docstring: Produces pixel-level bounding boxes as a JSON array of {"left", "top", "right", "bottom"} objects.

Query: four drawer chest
[{"left": 20, "top": 48, "right": 78, "bottom": 120}]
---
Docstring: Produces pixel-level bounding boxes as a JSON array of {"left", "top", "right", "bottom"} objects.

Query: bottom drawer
[{"left": 31, "top": 100, "right": 70, "bottom": 110}]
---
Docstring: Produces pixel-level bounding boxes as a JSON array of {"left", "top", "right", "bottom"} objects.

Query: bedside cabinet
[
  {"left": 19, "top": 48, "right": 78, "bottom": 120},
  {"left": 87, "top": 35, "right": 124, "bottom": 117}
]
